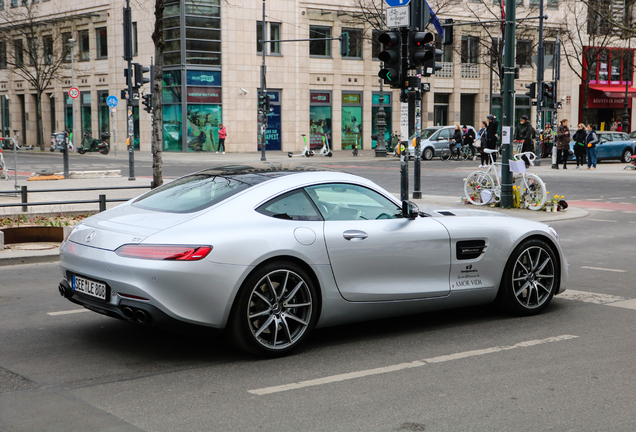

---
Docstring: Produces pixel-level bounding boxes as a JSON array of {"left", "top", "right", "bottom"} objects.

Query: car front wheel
[
  {"left": 423, "top": 147, "right": 434, "bottom": 160},
  {"left": 226, "top": 261, "right": 318, "bottom": 357},
  {"left": 497, "top": 238, "right": 558, "bottom": 316}
]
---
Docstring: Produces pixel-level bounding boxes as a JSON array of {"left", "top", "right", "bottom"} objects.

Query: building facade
[{"left": 0, "top": 0, "right": 634, "bottom": 153}]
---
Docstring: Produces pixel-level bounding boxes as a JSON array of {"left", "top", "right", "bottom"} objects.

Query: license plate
[{"left": 72, "top": 275, "right": 107, "bottom": 301}]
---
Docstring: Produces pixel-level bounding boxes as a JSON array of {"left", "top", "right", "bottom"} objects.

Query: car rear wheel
[
  {"left": 423, "top": 147, "right": 434, "bottom": 160},
  {"left": 622, "top": 148, "right": 633, "bottom": 163},
  {"left": 497, "top": 238, "right": 557, "bottom": 316},
  {"left": 226, "top": 261, "right": 318, "bottom": 357}
]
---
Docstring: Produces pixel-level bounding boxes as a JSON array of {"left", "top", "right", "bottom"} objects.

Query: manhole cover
[{"left": 9, "top": 242, "right": 60, "bottom": 251}]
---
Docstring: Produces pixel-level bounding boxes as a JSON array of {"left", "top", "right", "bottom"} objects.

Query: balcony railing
[
  {"left": 461, "top": 63, "right": 480, "bottom": 79},
  {"left": 437, "top": 62, "right": 454, "bottom": 78}
]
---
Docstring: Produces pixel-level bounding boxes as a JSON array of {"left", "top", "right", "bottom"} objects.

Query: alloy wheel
[{"left": 511, "top": 245, "right": 555, "bottom": 309}]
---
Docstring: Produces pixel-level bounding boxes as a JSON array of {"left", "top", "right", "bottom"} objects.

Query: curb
[{"left": 0, "top": 250, "right": 59, "bottom": 267}]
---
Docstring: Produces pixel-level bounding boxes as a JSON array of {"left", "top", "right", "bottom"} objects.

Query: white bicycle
[{"left": 464, "top": 149, "right": 547, "bottom": 211}]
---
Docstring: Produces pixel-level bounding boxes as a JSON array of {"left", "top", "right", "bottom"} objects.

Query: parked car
[
  {"left": 569, "top": 131, "right": 636, "bottom": 163},
  {"left": 58, "top": 163, "right": 567, "bottom": 357},
  {"left": 408, "top": 125, "right": 478, "bottom": 159}
]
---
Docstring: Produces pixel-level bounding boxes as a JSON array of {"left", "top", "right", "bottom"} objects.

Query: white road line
[
  {"left": 608, "top": 197, "right": 626, "bottom": 200},
  {"left": 47, "top": 309, "right": 89, "bottom": 316},
  {"left": 630, "top": 221, "right": 636, "bottom": 224},
  {"left": 581, "top": 266, "right": 626, "bottom": 273},
  {"left": 585, "top": 209, "right": 616, "bottom": 212},
  {"left": 607, "top": 299, "right": 636, "bottom": 310},
  {"left": 588, "top": 218, "right": 617, "bottom": 222},
  {"left": 585, "top": 199, "right": 603, "bottom": 201},
  {"left": 622, "top": 211, "right": 636, "bottom": 214},
  {"left": 247, "top": 335, "right": 579, "bottom": 396},
  {"left": 557, "top": 289, "right": 626, "bottom": 304}
]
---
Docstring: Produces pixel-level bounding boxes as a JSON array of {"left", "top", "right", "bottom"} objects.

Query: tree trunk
[
  {"left": 151, "top": 0, "right": 165, "bottom": 189},
  {"left": 35, "top": 92, "right": 44, "bottom": 151}
]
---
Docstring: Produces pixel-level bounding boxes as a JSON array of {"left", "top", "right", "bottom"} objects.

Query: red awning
[{"left": 589, "top": 84, "right": 636, "bottom": 98}]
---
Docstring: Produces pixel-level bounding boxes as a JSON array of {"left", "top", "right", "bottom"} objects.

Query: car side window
[
  {"left": 305, "top": 184, "right": 402, "bottom": 221},
  {"left": 256, "top": 190, "right": 322, "bottom": 221},
  {"left": 612, "top": 133, "right": 626, "bottom": 141},
  {"left": 439, "top": 129, "right": 452, "bottom": 140},
  {"left": 600, "top": 134, "right": 611, "bottom": 142}
]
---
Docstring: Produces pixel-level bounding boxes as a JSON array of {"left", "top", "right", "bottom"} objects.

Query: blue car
[{"left": 570, "top": 131, "right": 636, "bottom": 163}]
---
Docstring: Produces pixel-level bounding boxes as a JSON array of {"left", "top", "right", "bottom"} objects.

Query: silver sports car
[{"left": 58, "top": 163, "right": 568, "bottom": 357}]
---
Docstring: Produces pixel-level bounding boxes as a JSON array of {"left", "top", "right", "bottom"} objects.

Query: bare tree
[
  {"left": 151, "top": 0, "right": 165, "bottom": 189},
  {"left": 0, "top": 3, "right": 71, "bottom": 150},
  {"left": 559, "top": 0, "right": 624, "bottom": 123}
]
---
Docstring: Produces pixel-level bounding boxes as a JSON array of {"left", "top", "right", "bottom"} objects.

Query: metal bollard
[
  {"left": 21, "top": 185, "right": 28, "bottom": 212},
  {"left": 98, "top": 194, "right": 106, "bottom": 212}
]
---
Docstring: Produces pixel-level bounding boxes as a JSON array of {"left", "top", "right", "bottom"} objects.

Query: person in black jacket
[
  {"left": 451, "top": 125, "right": 463, "bottom": 156},
  {"left": 482, "top": 114, "right": 499, "bottom": 166},
  {"left": 571, "top": 123, "right": 587, "bottom": 168},
  {"left": 463, "top": 125, "right": 476, "bottom": 160},
  {"left": 514, "top": 115, "right": 535, "bottom": 167}
]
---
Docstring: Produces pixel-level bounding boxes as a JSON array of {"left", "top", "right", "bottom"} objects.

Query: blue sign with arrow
[
  {"left": 106, "top": 96, "right": 118, "bottom": 108},
  {"left": 385, "top": 0, "right": 410, "bottom": 6}
]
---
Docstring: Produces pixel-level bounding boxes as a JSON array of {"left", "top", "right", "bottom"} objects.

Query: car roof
[{"left": 194, "top": 162, "right": 336, "bottom": 178}]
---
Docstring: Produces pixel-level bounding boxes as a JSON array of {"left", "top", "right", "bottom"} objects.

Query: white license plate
[{"left": 72, "top": 275, "right": 107, "bottom": 300}]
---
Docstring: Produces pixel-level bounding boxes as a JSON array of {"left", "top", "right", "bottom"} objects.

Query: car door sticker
[{"left": 452, "top": 264, "right": 483, "bottom": 288}]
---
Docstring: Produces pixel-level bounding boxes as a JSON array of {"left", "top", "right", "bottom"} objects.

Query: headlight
[{"left": 548, "top": 226, "right": 559, "bottom": 243}]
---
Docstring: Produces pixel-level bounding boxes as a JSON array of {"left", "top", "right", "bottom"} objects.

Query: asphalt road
[{"left": 1, "top": 151, "right": 636, "bottom": 431}]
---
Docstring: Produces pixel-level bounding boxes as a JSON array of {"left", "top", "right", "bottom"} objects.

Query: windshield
[
  {"left": 420, "top": 129, "right": 438, "bottom": 139},
  {"left": 133, "top": 173, "right": 269, "bottom": 213}
]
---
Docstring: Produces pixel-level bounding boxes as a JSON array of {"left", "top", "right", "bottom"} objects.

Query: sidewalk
[{"left": 0, "top": 169, "right": 587, "bottom": 266}]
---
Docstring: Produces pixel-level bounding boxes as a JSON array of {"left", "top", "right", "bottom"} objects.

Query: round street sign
[
  {"left": 385, "top": 0, "right": 410, "bottom": 6},
  {"left": 106, "top": 95, "right": 118, "bottom": 108},
  {"left": 68, "top": 87, "right": 80, "bottom": 99}
]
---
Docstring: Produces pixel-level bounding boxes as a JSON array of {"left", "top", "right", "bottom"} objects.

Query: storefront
[
  {"left": 185, "top": 70, "right": 222, "bottom": 152},
  {"left": 309, "top": 91, "right": 332, "bottom": 150},
  {"left": 341, "top": 92, "right": 362, "bottom": 150},
  {"left": 371, "top": 92, "right": 392, "bottom": 149}
]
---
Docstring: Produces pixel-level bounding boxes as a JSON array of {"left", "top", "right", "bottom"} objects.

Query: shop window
[
  {"left": 79, "top": 30, "right": 89, "bottom": 61},
  {"left": 186, "top": 104, "right": 222, "bottom": 152},
  {"left": 96, "top": 27, "right": 107, "bottom": 59},
  {"left": 516, "top": 40, "right": 532, "bottom": 67},
  {"left": 98, "top": 91, "right": 109, "bottom": 136},
  {"left": 310, "top": 91, "right": 332, "bottom": 150},
  {"left": 342, "top": 92, "right": 362, "bottom": 150},
  {"left": 341, "top": 28, "right": 363, "bottom": 58},
  {"left": 310, "top": 26, "right": 332, "bottom": 57},
  {"left": 461, "top": 36, "right": 479, "bottom": 64},
  {"left": 80, "top": 91, "right": 92, "bottom": 142}
]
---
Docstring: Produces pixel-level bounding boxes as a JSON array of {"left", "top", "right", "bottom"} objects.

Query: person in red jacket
[{"left": 217, "top": 123, "right": 227, "bottom": 154}]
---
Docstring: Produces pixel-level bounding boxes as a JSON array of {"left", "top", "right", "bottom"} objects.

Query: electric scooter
[
  {"left": 288, "top": 134, "right": 314, "bottom": 157},
  {"left": 78, "top": 132, "right": 110, "bottom": 155},
  {"left": 314, "top": 134, "right": 333, "bottom": 157}
]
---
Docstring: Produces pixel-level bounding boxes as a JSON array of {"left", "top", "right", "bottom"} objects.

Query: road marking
[
  {"left": 558, "top": 289, "right": 626, "bottom": 304},
  {"left": 608, "top": 197, "right": 627, "bottom": 200},
  {"left": 622, "top": 211, "right": 636, "bottom": 214},
  {"left": 581, "top": 266, "right": 627, "bottom": 273},
  {"left": 630, "top": 221, "right": 636, "bottom": 224},
  {"left": 247, "top": 335, "right": 579, "bottom": 395},
  {"left": 607, "top": 299, "right": 636, "bottom": 310},
  {"left": 588, "top": 219, "right": 617, "bottom": 222},
  {"left": 47, "top": 309, "right": 89, "bottom": 316}
]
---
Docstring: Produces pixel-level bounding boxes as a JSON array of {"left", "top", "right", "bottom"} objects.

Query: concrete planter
[{"left": 1, "top": 226, "right": 64, "bottom": 245}]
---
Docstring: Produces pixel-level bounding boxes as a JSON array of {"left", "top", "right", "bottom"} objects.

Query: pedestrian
[
  {"left": 610, "top": 121, "right": 618, "bottom": 131},
  {"left": 451, "top": 125, "right": 462, "bottom": 154},
  {"left": 556, "top": 119, "right": 571, "bottom": 169},
  {"left": 463, "top": 125, "right": 476, "bottom": 160},
  {"left": 483, "top": 114, "right": 499, "bottom": 165},
  {"left": 571, "top": 123, "right": 587, "bottom": 169},
  {"left": 585, "top": 123, "right": 599, "bottom": 170},
  {"left": 541, "top": 124, "right": 555, "bottom": 158},
  {"left": 476, "top": 121, "right": 486, "bottom": 166},
  {"left": 616, "top": 122, "right": 623, "bottom": 132},
  {"left": 514, "top": 114, "right": 535, "bottom": 168},
  {"left": 217, "top": 123, "right": 226, "bottom": 154}
]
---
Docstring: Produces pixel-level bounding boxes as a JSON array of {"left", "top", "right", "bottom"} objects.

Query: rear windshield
[{"left": 132, "top": 173, "right": 268, "bottom": 213}]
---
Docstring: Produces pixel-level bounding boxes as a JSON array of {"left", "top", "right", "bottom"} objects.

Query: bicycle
[
  {"left": 464, "top": 149, "right": 547, "bottom": 211},
  {"left": 440, "top": 141, "right": 469, "bottom": 161}
]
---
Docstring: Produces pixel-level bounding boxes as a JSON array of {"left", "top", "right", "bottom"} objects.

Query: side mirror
[{"left": 402, "top": 200, "right": 420, "bottom": 220}]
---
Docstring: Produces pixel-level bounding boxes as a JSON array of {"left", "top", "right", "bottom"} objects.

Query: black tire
[
  {"left": 50, "top": 147, "right": 55, "bottom": 152},
  {"left": 440, "top": 149, "right": 450, "bottom": 161},
  {"left": 497, "top": 238, "right": 558, "bottom": 316},
  {"left": 100, "top": 147, "right": 109, "bottom": 155},
  {"left": 226, "top": 261, "right": 319, "bottom": 357},
  {"left": 622, "top": 148, "right": 633, "bottom": 163},
  {"left": 326, "top": 151, "right": 333, "bottom": 157},
  {"left": 423, "top": 147, "right": 434, "bottom": 160}
]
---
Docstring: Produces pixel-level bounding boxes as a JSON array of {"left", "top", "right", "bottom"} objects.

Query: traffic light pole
[
  {"left": 534, "top": 0, "right": 544, "bottom": 166},
  {"left": 259, "top": 0, "right": 267, "bottom": 161},
  {"left": 413, "top": 78, "right": 422, "bottom": 200},
  {"left": 500, "top": 0, "right": 516, "bottom": 209},
  {"left": 124, "top": 0, "right": 135, "bottom": 181},
  {"left": 400, "top": 28, "right": 409, "bottom": 202}
]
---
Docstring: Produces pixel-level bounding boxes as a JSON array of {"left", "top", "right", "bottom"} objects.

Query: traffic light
[
  {"left": 258, "top": 92, "right": 267, "bottom": 110},
  {"left": 422, "top": 45, "right": 443, "bottom": 77},
  {"left": 340, "top": 32, "right": 349, "bottom": 57},
  {"left": 525, "top": 82, "right": 536, "bottom": 99},
  {"left": 542, "top": 81, "right": 554, "bottom": 99},
  {"left": 133, "top": 63, "right": 150, "bottom": 89},
  {"left": 142, "top": 93, "right": 153, "bottom": 113},
  {"left": 378, "top": 31, "right": 402, "bottom": 88},
  {"left": 409, "top": 31, "right": 434, "bottom": 69}
]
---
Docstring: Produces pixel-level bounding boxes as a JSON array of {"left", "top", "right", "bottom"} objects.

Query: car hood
[
  {"left": 68, "top": 203, "right": 206, "bottom": 250},
  {"left": 420, "top": 205, "right": 510, "bottom": 218}
]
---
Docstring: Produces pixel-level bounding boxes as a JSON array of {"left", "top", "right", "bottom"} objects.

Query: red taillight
[{"left": 115, "top": 245, "right": 212, "bottom": 261}]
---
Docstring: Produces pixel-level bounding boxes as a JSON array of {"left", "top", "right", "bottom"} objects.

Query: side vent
[{"left": 456, "top": 240, "right": 486, "bottom": 260}]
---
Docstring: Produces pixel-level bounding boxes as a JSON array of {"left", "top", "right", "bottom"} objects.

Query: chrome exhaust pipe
[
  {"left": 122, "top": 307, "right": 134, "bottom": 320},
  {"left": 58, "top": 284, "right": 66, "bottom": 297},
  {"left": 134, "top": 310, "right": 148, "bottom": 323}
]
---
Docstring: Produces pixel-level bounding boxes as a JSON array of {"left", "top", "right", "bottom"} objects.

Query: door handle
[{"left": 343, "top": 230, "right": 368, "bottom": 241}]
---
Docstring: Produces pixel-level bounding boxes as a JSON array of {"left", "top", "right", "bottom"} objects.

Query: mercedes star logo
[{"left": 86, "top": 231, "right": 96, "bottom": 242}]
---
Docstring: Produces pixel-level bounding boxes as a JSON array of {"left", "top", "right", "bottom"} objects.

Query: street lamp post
[{"left": 624, "top": 38, "right": 631, "bottom": 134}]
